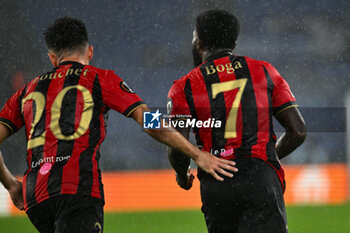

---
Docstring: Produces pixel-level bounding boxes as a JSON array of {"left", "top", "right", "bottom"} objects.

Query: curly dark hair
[
  {"left": 196, "top": 10, "right": 240, "bottom": 51},
  {"left": 44, "top": 16, "right": 88, "bottom": 55}
]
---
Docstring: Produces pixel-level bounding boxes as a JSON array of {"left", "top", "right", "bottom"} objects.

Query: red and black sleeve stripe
[
  {"left": 0, "top": 117, "right": 18, "bottom": 134},
  {"left": 123, "top": 100, "right": 145, "bottom": 117},
  {"left": 273, "top": 101, "right": 298, "bottom": 116}
]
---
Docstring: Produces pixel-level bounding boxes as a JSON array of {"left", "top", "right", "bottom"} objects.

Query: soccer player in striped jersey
[
  {"left": 0, "top": 16, "right": 237, "bottom": 233},
  {"left": 168, "top": 10, "right": 306, "bottom": 233}
]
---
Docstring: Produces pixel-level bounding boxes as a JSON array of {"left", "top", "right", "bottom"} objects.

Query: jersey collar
[
  {"left": 204, "top": 49, "right": 233, "bottom": 62},
  {"left": 58, "top": 61, "right": 84, "bottom": 67}
]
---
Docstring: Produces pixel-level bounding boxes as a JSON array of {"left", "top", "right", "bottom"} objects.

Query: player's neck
[
  {"left": 202, "top": 48, "right": 233, "bottom": 61},
  {"left": 59, "top": 55, "right": 89, "bottom": 66}
]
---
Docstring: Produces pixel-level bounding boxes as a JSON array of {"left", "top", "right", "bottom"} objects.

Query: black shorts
[
  {"left": 199, "top": 158, "right": 288, "bottom": 233},
  {"left": 26, "top": 194, "right": 104, "bottom": 233}
]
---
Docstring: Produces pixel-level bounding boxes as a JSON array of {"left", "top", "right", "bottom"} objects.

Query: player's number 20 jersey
[{"left": 0, "top": 61, "right": 144, "bottom": 210}]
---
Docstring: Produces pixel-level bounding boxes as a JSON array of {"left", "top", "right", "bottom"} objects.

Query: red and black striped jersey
[
  {"left": 0, "top": 61, "right": 144, "bottom": 211},
  {"left": 167, "top": 54, "right": 297, "bottom": 191}
]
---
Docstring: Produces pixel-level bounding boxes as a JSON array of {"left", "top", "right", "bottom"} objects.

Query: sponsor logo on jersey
[
  {"left": 32, "top": 155, "right": 71, "bottom": 169},
  {"left": 39, "top": 163, "right": 52, "bottom": 175}
]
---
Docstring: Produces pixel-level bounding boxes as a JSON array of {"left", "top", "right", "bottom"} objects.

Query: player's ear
[
  {"left": 193, "top": 29, "right": 204, "bottom": 51},
  {"left": 232, "top": 41, "right": 237, "bottom": 51},
  {"left": 196, "top": 39, "right": 206, "bottom": 53},
  {"left": 195, "top": 35, "right": 207, "bottom": 51},
  {"left": 88, "top": 45, "right": 93, "bottom": 61},
  {"left": 196, "top": 39, "right": 201, "bottom": 50},
  {"left": 48, "top": 52, "right": 59, "bottom": 67}
]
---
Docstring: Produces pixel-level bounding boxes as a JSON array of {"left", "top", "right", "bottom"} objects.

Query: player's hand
[
  {"left": 176, "top": 167, "right": 195, "bottom": 190},
  {"left": 8, "top": 179, "right": 24, "bottom": 211},
  {"left": 194, "top": 151, "right": 238, "bottom": 181}
]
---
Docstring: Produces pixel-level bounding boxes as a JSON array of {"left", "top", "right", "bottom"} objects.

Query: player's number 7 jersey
[
  {"left": 211, "top": 78, "right": 247, "bottom": 139},
  {"left": 167, "top": 55, "right": 297, "bottom": 191}
]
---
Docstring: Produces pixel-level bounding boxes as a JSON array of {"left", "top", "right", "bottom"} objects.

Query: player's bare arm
[
  {"left": 275, "top": 106, "right": 307, "bottom": 159},
  {"left": 167, "top": 126, "right": 195, "bottom": 190},
  {"left": 131, "top": 105, "right": 238, "bottom": 182},
  {"left": 0, "top": 124, "right": 24, "bottom": 210}
]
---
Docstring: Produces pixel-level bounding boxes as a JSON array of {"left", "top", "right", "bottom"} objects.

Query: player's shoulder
[
  {"left": 171, "top": 66, "right": 203, "bottom": 88},
  {"left": 239, "top": 55, "right": 272, "bottom": 67},
  {"left": 85, "top": 65, "right": 125, "bottom": 82},
  {"left": 84, "top": 64, "right": 110, "bottom": 77}
]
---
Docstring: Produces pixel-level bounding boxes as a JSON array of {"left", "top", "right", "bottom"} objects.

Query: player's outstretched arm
[
  {"left": 131, "top": 105, "right": 238, "bottom": 181},
  {"left": 0, "top": 124, "right": 24, "bottom": 210},
  {"left": 275, "top": 107, "right": 307, "bottom": 159},
  {"left": 167, "top": 126, "right": 194, "bottom": 190}
]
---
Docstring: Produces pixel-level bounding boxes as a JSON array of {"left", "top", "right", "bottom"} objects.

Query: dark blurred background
[{"left": 0, "top": 0, "right": 349, "bottom": 175}]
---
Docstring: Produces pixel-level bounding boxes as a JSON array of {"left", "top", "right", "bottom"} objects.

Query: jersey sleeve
[
  {"left": 100, "top": 71, "right": 145, "bottom": 117},
  {"left": 0, "top": 87, "right": 25, "bottom": 135},
  {"left": 264, "top": 63, "right": 298, "bottom": 116},
  {"left": 167, "top": 79, "right": 191, "bottom": 119}
]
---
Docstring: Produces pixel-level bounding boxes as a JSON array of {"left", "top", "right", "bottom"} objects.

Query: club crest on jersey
[
  {"left": 120, "top": 81, "right": 135, "bottom": 93},
  {"left": 167, "top": 98, "right": 173, "bottom": 115}
]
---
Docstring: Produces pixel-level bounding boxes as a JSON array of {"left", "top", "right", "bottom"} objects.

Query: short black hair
[
  {"left": 44, "top": 16, "right": 88, "bottom": 55},
  {"left": 196, "top": 10, "right": 240, "bottom": 50}
]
